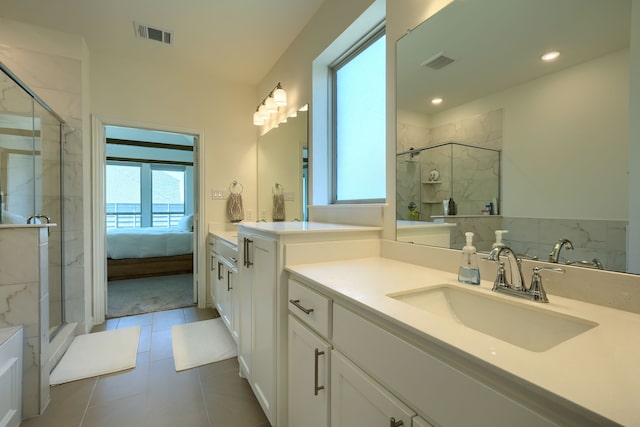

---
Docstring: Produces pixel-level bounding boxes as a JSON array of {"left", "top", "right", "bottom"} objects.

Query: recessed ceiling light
[
  {"left": 431, "top": 97, "right": 443, "bottom": 105},
  {"left": 541, "top": 51, "right": 560, "bottom": 62}
]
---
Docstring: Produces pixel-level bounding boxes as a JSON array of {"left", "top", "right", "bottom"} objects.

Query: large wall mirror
[
  {"left": 257, "top": 109, "right": 308, "bottom": 222},
  {"left": 396, "top": 0, "right": 632, "bottom": 273}
]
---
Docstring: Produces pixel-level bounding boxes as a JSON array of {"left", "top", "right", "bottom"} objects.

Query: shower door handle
[{"left": 27, "top": 214, "right": 51, "bottom": 224}]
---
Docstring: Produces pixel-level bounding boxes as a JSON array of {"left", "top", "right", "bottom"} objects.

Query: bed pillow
[{"left": 179, "top": 213, "right": 194, "bottom": 232}]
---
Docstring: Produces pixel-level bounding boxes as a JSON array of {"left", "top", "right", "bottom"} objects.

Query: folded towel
[
  {"left": 227, "top": 193, "right": 244, "bottom": 222},
  {"left": 272, "top": 193, "right": 285, "bottom": 222}
]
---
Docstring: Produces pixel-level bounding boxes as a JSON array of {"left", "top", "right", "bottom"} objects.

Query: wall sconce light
[{"left": 253, "top": 82, "right": 287, "bottom": 126}]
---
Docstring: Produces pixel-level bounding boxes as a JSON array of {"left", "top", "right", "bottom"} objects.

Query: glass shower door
[
  {"left": 0, "top": 66, "right": 65, "bottom": 338},
  {"left": 33, "top": 101, "right": 65, "bottom": 336}
]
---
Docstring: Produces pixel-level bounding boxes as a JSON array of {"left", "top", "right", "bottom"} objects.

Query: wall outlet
[{"left": 211, "top": 189, "right": 226, "bottom": 199}]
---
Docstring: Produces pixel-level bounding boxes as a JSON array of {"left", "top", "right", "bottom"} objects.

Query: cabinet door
[
  {"left": 209, "top": 249, "right": 217, "bottom": 307},
  {"left": 213, "top": 257, "right": 225, "bottom": 316},
  {"left": 250, "top": 234, "right": 277, "bottom": 423},
  {"left": 229, "top": 268, "right": 240, "bottom": 343},
  {"left": 331, "top": 350, "right": 415, "bottom": 427},
  {"left": 288, "top": 315, "right": 330, "bottom": 427},
  {"left": 222, "top": 265, "right": 234, "bottom": 332}
]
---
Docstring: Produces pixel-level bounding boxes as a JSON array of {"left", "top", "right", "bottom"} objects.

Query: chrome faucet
[
  {"left": 548, "top": 238, "right": 574, "bottom": 263},
  {"left": 488, "top": 245, "right": 564, "bottom": 303},
  {"left": 487, "top": 245, "right": 525, "bottom": 291},
  {"left": 566, "top": 258, "right": 604, "bottom": 270}
]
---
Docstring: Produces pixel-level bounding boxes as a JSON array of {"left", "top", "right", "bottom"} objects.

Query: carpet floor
[{"left": 107, "top": 273, "right": 194, "bottom": 318}]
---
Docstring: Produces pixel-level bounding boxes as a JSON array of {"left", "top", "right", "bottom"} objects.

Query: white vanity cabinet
[
  {"left": 209, "top": 235, "right": 239, "bottom": 342},
  {"left": 288, "top": 316, "right": 331, "bottom": 427},
  {"left": 289, "top": 277, "right": 430, "bottom": 427},
  {"left": 239, "top": 230, "right": 277, "bottom": 424},
  {"left": 288, "top": 279, "right": 332, "bottom": 427},
  {"left": 0, "top": 326, "right": 22, "bottom": 427},
  {"left": 237, "top": 222, "right": 381, "bottom": 427},
  {"left": 331, "top": 350, "right": 415, "bottom": 427}
]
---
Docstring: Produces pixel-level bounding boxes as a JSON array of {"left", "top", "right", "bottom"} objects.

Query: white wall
[
  {"left": 90, "top": 52, "right": 258, "bottom": 225},
  {"left": 428, "top": 49, "right": 628, "bottom": 220}
]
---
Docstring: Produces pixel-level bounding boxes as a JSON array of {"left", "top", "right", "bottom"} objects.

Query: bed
[{"left": 106, "top": 215, "right": 194, "bottom": 281}]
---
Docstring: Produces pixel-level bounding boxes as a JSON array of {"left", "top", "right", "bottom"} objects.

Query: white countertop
[
  {"left": 210, "top": 230, "right": 238, "bottom": 246},
  {"left": 237, "top": 221, "right": 381, "bottom": 235},
  {"left": 286, "top": 257, "right": 640, "bottom": 425},
  {"left": 396, "top": 220, "right": 456, "bottom": 229}
]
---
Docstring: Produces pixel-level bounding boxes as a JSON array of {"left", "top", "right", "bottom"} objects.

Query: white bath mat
[
  {"left": 50, "top": 326, "right": 140, "bottom": 385},
  {"left": 172, "top": 318, "right": 237, "bottom": 371}
]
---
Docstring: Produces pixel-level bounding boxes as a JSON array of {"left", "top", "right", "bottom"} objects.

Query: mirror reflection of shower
[
  {"left": 396, "top": 142, "right": 501, "bottom": 222},
  {"left": 396, "top": 148, "right": 422, "bottom": 220}
]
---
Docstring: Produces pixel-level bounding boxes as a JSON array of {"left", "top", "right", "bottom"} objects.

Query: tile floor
[{"left": 20, "top": 307, "right": 270, "bottom": 427}]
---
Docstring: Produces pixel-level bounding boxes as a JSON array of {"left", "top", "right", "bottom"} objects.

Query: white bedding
[{"left": 107, "top": 227, "right": 193, "bottom": 259}]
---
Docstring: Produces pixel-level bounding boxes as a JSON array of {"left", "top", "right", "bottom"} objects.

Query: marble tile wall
[
  {"left": 1, "top": 44, "right": 88, "bottom": 335},
  {"left": 0, "top": 226, "right": 50, "bottom": 418},
  {"left": 502, "top": 217, "right": 627, "bottom": 272},
  {"left": 445, "top": 216, "right": 503, "bottom": 252},
  {"left": 397, "top": 109, "right": 503, "bottom": 222}
]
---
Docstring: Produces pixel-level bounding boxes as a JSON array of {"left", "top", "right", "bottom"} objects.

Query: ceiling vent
[
  {"left": 134, "top": 22, "right": 173, "bottom": 45},
  {"left": 421, "top": 53, "right": 455, "bottom": 70}
]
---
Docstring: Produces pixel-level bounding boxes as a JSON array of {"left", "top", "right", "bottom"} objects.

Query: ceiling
[
  {"left": 397, "top": 0, "right": 631, "bottom": 116},
  {"left": 0, "top": 0, "right": 326, "bottom": 85}
]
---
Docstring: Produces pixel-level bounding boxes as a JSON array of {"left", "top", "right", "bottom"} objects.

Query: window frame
[
  {"left": 106, "top": 160, "right": 189, "bottom": 229},
  {"left": 329, "top": 22, "right": 386, "bottom": 204}
]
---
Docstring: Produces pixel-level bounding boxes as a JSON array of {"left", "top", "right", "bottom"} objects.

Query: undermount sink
[{"left": 389, "top": 285, "right": 597, "bottom": 352}]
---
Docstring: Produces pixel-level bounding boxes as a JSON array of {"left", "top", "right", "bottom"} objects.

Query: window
[
  {"left": 106, "top": 163, "right": 142, "bottom": 228},
  {"left": 332, "top": 27, "right": 386, "bottom": 203},
  {"left": 106, "top": 162, "right": 187, "bottom": 229},
  {"left": 151, "top": 166, "right": 186, "bottom": 227}
]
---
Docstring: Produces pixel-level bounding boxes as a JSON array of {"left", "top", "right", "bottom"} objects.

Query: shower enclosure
[
  {"left": 0, "top": 63, "right": 66, "bottom": 338},
  {"left": 397, "top": 142, "right": 501, "bottom": 221}
]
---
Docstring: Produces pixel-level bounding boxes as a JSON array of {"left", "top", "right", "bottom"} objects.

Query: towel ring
[
  {"left": 272, "top": 183, "right": 284, "bottom": 195},
  {"left": 229, "top": 180, "right": 243, "bottom": 194}
]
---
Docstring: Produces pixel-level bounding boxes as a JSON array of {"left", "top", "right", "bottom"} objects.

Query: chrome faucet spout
[
  {"left": 488, "top": 245, "right": 526, "bottom": 291},
  {"left": 548, "top": 238, "right": 574, "bottom": 263}
]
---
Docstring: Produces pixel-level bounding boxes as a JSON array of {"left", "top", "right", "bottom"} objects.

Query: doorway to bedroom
[{"left": 104, "top": 125, "right": 197, "bottom": 318}]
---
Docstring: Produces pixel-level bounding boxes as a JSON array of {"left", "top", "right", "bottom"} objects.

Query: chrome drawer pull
[
  {"left": 390, "top": 417, "right": 404, "bottom": 427},
  {"left": 289, "top": 299, "right": 314, "bottom": 315},
  {"left": 314, "top": 348, "right": 325, "bottom": 396}
]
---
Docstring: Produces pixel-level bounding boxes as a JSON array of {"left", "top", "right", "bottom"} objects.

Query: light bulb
[
  {"left": 253, "top": 111, "right": 264, "bottom": 126},
  {"left": 258, "top": 104, "right": 269, "bottom": 119},
  {"left": 273, "top": 87, "right": 287, "bottom": 106},
  {"left": 541, "top": 51, "right": 560, "bottom": 62},
  {"left": 265, "top": 96, "right": 278, "bottom": 114}
]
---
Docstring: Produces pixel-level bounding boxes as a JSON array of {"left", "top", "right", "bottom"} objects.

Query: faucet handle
[
  {"left": 492, "top": 261, "right": 510, "bottom": 291},
  {"left": 529, "top": 267, "right": 565, "bottom": 303}
]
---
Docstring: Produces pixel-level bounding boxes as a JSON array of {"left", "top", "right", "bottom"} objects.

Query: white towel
[{"left": 227, "top": 193, "right": 244, "bottom": 222}]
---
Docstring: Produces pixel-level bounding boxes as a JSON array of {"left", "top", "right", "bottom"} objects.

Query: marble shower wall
[
  {"left": 0, "top": 43, "right": 88, "bottom": 334},
  {"left": 0, "top": 226, "right": 50, "bottom": 417},
  {"left": 502, "top": 217, "right": 627, "bottom": 272},
  {"left": 397, "top": 109, "right": 503, "bottom": 221}
]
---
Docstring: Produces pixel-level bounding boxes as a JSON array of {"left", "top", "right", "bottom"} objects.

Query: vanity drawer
[
  {"left": 333, "top": 304, "right": 559, "bottom": 427},
  {"left": 288, "top": 279, "right": 332, "bottom": 340}
]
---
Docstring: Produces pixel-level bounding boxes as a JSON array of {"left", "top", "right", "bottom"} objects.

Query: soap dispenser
[
  {"left": 458, "top": 232, "right": 480, "bottom": 285},
  {"left": 492, "top": 230, "right": 509, "bottom": 249}
]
